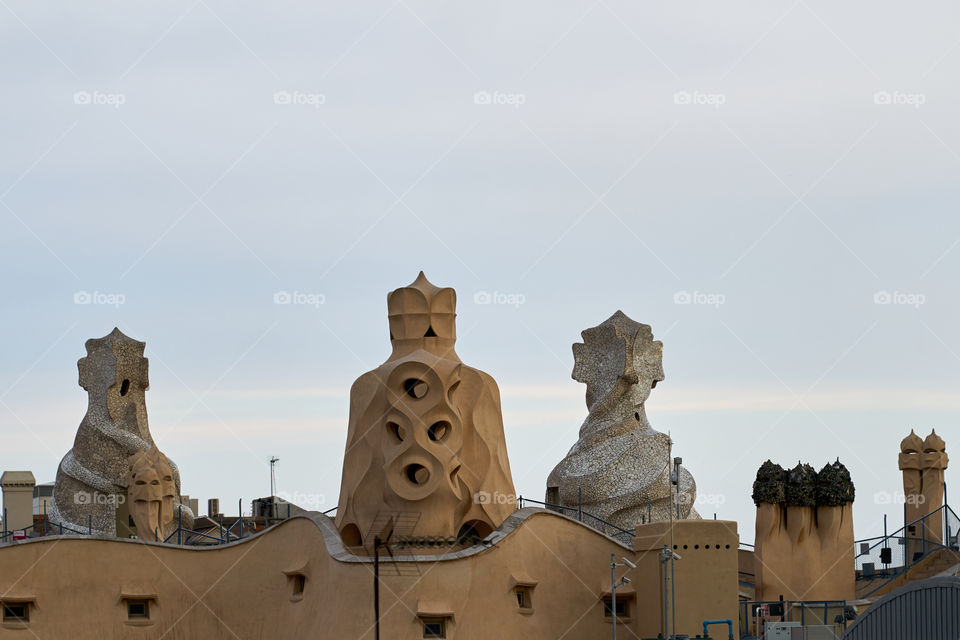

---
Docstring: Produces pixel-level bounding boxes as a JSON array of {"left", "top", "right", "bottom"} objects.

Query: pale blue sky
[{"left": 2, "top": 1, "right": 959, "bottom": 543}]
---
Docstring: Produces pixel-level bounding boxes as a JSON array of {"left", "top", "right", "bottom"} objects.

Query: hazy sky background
[{"left": 2, "top": 1, "right": 959, "bottom": 544}]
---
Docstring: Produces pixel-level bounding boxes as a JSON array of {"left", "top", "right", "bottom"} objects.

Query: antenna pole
[
  {"left": 374, "top": 536, "right": 381, "bottom": 640},
  {"left": 269, "top": 456, "right": 280, "bottom": 520},
  {"left": 269, "top": 456, "right": 279, "bottom": 497}
]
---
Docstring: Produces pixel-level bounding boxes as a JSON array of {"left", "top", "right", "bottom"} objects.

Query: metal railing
[
  {"left": 1, "top": 499, "right": 290, "bottom": 546},
  {"left": 853, "top": 503, "right": 959, "bottom": 598},
  {"left": 0, "top": 506, "right": 92, "bottom": 543},
  {"left": 738, "top": 599, "right": 852, "bottom": 639},
  {"left": 160, "top": 499, "right": 263, "bottom": 545},
  {"left": 515, "top": 496, "right": 635, "bottom": 545}
]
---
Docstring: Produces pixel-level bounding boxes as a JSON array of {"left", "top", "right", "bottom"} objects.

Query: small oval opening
[
  {"left": 120, "top": 379, "right": 131, "bottom": 396},
  {"left": 405, "top": 464, "right": 429, "bottom": 485},
  {"left": 387, "top": 422, "right": 404, "bottom": 442},
  {"left": 403, "top": 379, "right": 428, "bottom": 399},
  {"left": 427, "top": 421, "right": 450, "bottom": 442},
  {"left": 340, "top": 523, "right": 362, "bottom": 547}
]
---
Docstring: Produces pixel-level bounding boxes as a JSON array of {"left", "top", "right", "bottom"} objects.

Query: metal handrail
[
  {"left": 853, "top": 503, "right": 958, "bottom": 598},
  {"left": 855, "top": 504, "right": 957, "bottom": 550},
  {"left": 515, "top": 496, "right": 635, "bottom": 542},
  {"left": 1, "top": 507, "right": 93, "bottom": 543},
  {"left": 2, "top": 499, "right": 275, "bottom": 546},
  {"left": 739, "top": 599, "right": 851, "bottom": 637}
]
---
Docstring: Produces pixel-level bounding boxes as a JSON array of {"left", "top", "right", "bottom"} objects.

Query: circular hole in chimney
[
  {"left": 405, "top": 464, "right": 429, "bottom": 485},
  {"left": 403, "top": 379, "right": 428, "bottom": 399},
  {"left": 120, "top": 379, "right": 130, "bottom": 396},
  {"left": 428, "top": 421, "right": 450, "bottom": 442}
]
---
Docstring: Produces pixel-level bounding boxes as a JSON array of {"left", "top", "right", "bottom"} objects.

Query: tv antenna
[{"left": 269, "top": 456, "right": 279, "bottom": 497}]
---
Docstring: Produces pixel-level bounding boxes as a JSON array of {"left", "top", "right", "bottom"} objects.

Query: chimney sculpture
[
  {"left": 335, "top": 273, "right": 516, "bottom": 547},
  {"left": 50, "top": 329, "right": 193, "bottom": 538},
  {"left": 546, "top": 311, "right": 698, "bottom": 529},
  {"left": 899, "top": 429, "right": 948, "bottom": 559}
]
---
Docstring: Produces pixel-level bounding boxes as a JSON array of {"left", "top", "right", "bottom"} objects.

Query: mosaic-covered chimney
[
  {"left": 752, "top": 459, "right": 855, "bottom": 601},
  {"left": 545, "top": 311, "right": 698, "bottom": 530},
  {"left": 50, "top": 328, "right": 193, "bottom": 537}
]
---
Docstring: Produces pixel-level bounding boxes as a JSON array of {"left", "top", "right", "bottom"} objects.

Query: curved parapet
[
  {"left": 0, "top": 505, "right": 740, "bottom": 639},
  {"left": 0, "top": 508, "right": 631, "bottom": 638}
]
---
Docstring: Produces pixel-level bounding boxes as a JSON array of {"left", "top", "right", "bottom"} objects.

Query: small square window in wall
[
  {"left": 515, "top": 586, "right": 534, "bottom": 611},
  {"left": 602, "top": 596, "right": 630, "bottom": 619},
  {"left": 127, "top": 600, "right": 150, "bottom": 620},
  {"left": 422, "top": 617, "right": 446, "bottom": 639},
  {"left": 2, "top": 602, "right": 29, "bottom": 623}
]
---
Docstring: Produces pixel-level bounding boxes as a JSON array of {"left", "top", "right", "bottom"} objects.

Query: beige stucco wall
[
  {"left": 633, "top": 519, "right": 740, "bottom": 639},
  {"left": 0, "top": 509, "right": 740, "bottom": 639}
]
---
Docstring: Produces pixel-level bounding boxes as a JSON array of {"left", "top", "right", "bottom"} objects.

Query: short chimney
[{"left": 2, "top": 471, "right": 37, "bottom": 532}]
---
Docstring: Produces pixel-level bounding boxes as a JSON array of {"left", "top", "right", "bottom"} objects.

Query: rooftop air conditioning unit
[{"left": 765, "top": 621, "right": 800, "bottom": 639}]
